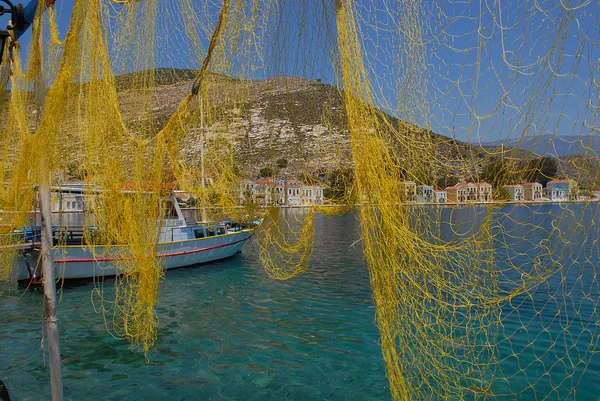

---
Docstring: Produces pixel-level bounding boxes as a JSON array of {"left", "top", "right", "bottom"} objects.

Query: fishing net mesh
[{"left": 0, "top": 0, "right": 598, "bottom": 399}]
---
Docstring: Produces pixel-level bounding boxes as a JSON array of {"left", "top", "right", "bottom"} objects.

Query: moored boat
[{"left": 16, "top": 197, "right": 255, "bottom": 285}]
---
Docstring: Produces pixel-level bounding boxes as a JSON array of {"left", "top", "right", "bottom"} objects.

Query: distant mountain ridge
[{"left": 481, "top": 135, "right": 600, "bottom": 158}]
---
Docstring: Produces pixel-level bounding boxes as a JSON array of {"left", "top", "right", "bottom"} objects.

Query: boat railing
[
  {"left": 52, "top": 226, "right": 100, "bottom": 246},
  {"left": 161, "top": 220, "right": 254, "bottom": 242},
  {"left": 46, "top": 220, "right": 254, "bottom": 246},
  {"left": 10, "top": 226, "right": 42, "bottom": 243}
]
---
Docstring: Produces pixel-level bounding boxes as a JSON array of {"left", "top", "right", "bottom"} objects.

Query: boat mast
[
  {"left": 200, "top": 100, "right": 207, "bottom": 223},
  {"left": 191, "top": 100, "right": 208, "bottom": 223}
]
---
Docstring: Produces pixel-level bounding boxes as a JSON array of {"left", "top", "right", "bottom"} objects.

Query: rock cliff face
[
  {"left": 126, "top": 72, "right": 352, "bottom": 178},
  {"left": 133, "top": 70, "right": 480, "bottom": 182},
  {"left": 212, "top": 77, "right": 353, "bottom": 178}
]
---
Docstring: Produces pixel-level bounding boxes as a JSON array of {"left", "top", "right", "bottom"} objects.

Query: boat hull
[{"left": 17, "top": 229, "right": 253, "bottom": 283}]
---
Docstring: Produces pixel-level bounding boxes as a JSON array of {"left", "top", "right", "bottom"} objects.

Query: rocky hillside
[{"left": 115, "top": 69, "right": 485, "bottom": 183}]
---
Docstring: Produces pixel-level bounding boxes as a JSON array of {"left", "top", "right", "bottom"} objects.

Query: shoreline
[{"left": 179, "top": 198, "right": 600, "bottom": 211}]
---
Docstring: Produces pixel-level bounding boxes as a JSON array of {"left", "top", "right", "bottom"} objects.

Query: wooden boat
[{"left": 17, "top": 197, "right": 255, "bottom": 285}]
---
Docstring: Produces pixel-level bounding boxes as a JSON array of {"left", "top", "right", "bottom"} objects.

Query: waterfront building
[
  {"left": 546, "top": 179, "right": 579, "bottom": 201},
  {"left": 52, "top": 191, "right": 86, "bottom": 212},
  {"left": 275, "top": 180, "right": 286, "bottom": 205},
  {"left": 240, "top": 178, "right": 323, "bottom": 207},
  {"left": 253, "top": 180, "right": 279, "bottom": 206},
  {"left": 476, "top": 182, "right": 493, "bottom": 202},
  {"left": 504, "top": 184, "right": 525, "bottom": 202},
  {"left": 239, "top": 179, "right": 256, "bottom": 205},
  {"left": 543, "top": 186, "right": 566, "bottom": 202},
  {"left": 400, "top": 181, "right": 417, "bottom": 203},
  {"left": 285, "top": 179, "right": 323, "bottom": 206},
  {"left": 286, "top": 180, "right": 302, "bottom": 206},
  {"left": 445, "top": 182, "right": 492, "bottom": 203},
  {"left": 417, "top": 185, "right": 434, "bottom": 203},
  {"left": 465, "top": 182, "right": 478, "bottom": 201},
  {"left": 445, "top": 183, "right": 467, "bottom": 203},
  {"left": 300, "top": 186, "right": 324, "bottom": 206},
  {"left": 523, "top": 182, "right": 543, "bottom": 201},
  {"left": 434, "top": 190, "right": 447, "bottom": 204}
]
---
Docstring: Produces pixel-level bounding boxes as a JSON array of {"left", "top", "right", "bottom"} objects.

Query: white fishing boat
[{"left": 17, "top": 196, "right": 255, "bottom": 285}]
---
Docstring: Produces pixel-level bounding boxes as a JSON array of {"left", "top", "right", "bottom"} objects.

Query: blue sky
[{"left": 3, "top": 0, "right": 598, "bottom": 143}]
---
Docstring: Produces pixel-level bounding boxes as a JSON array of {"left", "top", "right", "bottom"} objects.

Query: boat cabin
[{"left": 46, "top": 197, "right": 248, "bottom": 246}]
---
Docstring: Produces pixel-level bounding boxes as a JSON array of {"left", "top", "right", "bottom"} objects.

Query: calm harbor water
[{"left": 1, "top": 205, "right": 599, "bottom": 400}]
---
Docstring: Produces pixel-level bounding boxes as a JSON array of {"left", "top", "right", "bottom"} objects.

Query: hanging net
[{"left": 0, "top": 0, "right": 599, "bottom": 399}]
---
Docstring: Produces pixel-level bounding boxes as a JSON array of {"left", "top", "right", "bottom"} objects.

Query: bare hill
[{"left": 123, "top": 69, "right": 482, "bottom": 182}]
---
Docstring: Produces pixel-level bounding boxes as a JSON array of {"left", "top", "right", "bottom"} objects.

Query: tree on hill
[
  {"left": 315, "top": 167, "right": 328, "bottom": 182},
  {"left": 522, "top": 157, "right": 557, "bottom": 186},
  {"left": 324, "top": 168, "right": 354, "bottom": 200},
  {"left": 260, "top": 167, "right": 274, "bottom": 178},
  {"left": 481, "top": 159, "right": 513, "bottom": 187},
  {"left": 276, "top": 158, "right": 288, "bottom": 168}
]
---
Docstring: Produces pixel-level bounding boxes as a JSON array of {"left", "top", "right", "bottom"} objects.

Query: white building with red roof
[
  {"left": 504, "top": 184, "right": 524, "bottom": 202},
  {"left": 445, "top": 183, "right": 467, "bottom": 203},
  {"left": 546, "top": 179, "right": 578, "bottom": 201},
  {"left": 522, "top": 182, "right": 543, "bottom": 201}
]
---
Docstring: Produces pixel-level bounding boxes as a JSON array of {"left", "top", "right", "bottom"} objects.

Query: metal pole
[
  {"left": 200, "top": 137, "right": 207, "bottom": 223},
  {"left": 199, "top": 100, "right": 207, "bottom": 223},
  {"left": 39, "top": 184, "right": 64, "bottom": 401},
  {"left": 190, "top": 101, "right": 208, "bottom": 223}
]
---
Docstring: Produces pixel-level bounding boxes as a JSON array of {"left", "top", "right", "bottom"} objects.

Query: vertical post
[
  {"left": 39, "top": 185, "right": 63, "bottom": 401},
  {"left": 199, "top": 100, "right": 207, "bottom": 223},
  {"left": 58, "top": 190, "right": 63, "bottom": 230}
]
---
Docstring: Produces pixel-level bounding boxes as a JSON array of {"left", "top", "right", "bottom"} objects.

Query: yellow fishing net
[{"left": 0, "top": 0, "right": 598, "bottom": 399}]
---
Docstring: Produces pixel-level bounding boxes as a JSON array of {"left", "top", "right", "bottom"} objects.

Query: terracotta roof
[{"left": 254, "top": 181, "right": 278, "bottom": 186}]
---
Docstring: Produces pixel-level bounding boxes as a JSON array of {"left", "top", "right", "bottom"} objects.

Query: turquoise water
[
  {"left": 1, "top": 212, "right": 390, "bottom": 400},
  {"left": 1, "top": 206, "right": 599, "bottom": 400}
]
